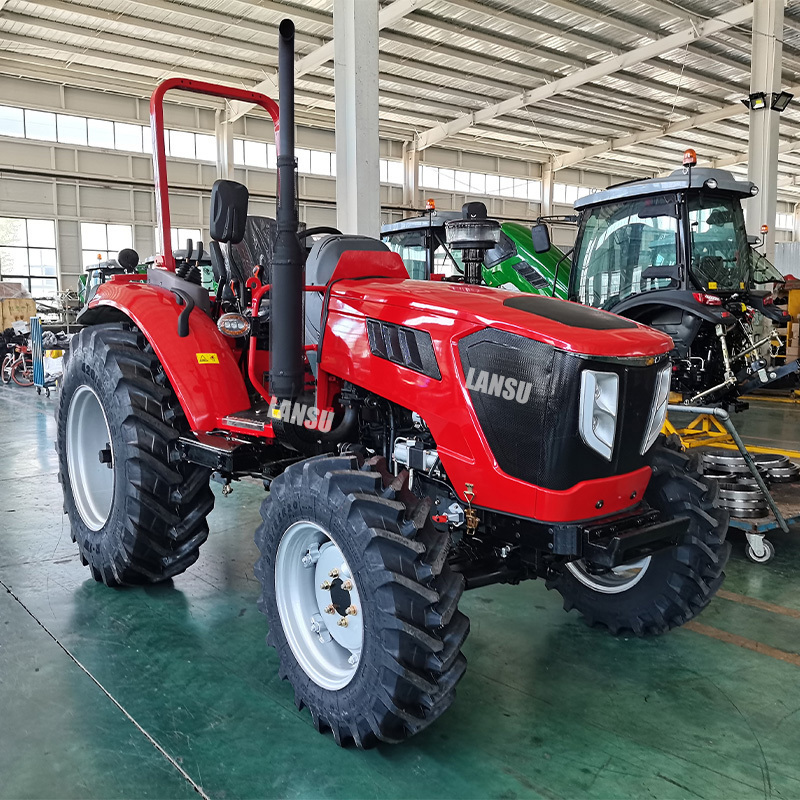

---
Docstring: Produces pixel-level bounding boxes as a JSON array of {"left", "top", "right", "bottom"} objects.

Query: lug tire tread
[
  {"left": 547, "top": 441, "right": 730, "bottom": 637},
  {"left": 56, "top": 323, "right": 214, "bottom": 585},
  {"left": 254, "top": 454, "right": 469, "bottom": 748}
]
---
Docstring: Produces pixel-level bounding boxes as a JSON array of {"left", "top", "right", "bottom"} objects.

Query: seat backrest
[
  {"left": 304, "top": 235, "right": 390, "bottom": 375},
  {"left": 305, "top": 234, "right": 389, "bottom": 288},
  {"left": 227, "top": 216, "right": 277, "bottom": 286}
]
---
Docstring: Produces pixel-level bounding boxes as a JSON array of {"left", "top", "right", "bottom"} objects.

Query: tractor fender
[
  {"left": 80, "top": 280, "right": 250, "bottom": 432},
  {"left": 611, "top": 291, "right": 732, "bottom": 326}
]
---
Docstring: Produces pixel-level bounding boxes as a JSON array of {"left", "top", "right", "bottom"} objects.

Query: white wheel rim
[
  {"left": 566, "top": 555, "right": 652, "bottom": 594},
  {"left": 274, "top": 521, "right": 364, "bottom": 691},
  {"left": 66, "top": 384, "right": 115, "bottom": 531}
]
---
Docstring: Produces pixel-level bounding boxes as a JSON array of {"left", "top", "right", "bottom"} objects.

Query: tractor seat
[
  {"left": 227, "top": 215, "right": 277, "bottom": 286},
  {"left": 305, "top": 234, "right": 390, "bottom": 373},
  {"left": 305, "top": 234, "right": 389, "bottom": 287}
]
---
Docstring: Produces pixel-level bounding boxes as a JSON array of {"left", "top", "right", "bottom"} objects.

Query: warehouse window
[
  {"left": 0, "top": 105, "right": 24, "bottom": 137},
  {"left": 171, "top": 228, "right": 203, "bottom": 251},
  {"left": 87, "top": 118, "right": 115, "bottom": 149},
  {"left": 419, "top": 164, "right": 542, "bottom": 201},
  {"left": 80, "top": 223, "right": 133, "bottom": 268},
  {"left": 24, "top": 110, "right": 57, "bottom": 142},
  {"left": 56, "top": 114, "right": 87, "bottom": 146},
  {"left": 0, "top": 217, "right": 58, "bottom": 297},
  {"left": 776, "top": 213, "right": 794, "bottom": 231}
]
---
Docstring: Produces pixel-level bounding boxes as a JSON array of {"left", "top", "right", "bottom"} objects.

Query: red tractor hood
[{"left": 330, "top": 278, "right": 673, "bottom": 358}]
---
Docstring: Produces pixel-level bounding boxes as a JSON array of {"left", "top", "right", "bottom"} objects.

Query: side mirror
[
  {"left": 210, "top": 179, "right": 249, "bottom": 244},
  {"left": 531, "top": 223, "right": 551, "bottom": 254}
]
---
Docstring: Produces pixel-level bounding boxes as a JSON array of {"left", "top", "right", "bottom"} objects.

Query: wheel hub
[
  {"left": 65, "top": 384, "right": 115, "bottom": 531},
  {"left": 566, "top": 555, "right": 651, "bottom": 594},
  {"left": 275, "top": 521, "right": 363, "bottom": 690}
]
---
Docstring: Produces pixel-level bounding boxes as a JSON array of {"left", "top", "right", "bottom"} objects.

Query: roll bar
[{"left": 149, "top": 78, "right": 280, "bottom": 272}]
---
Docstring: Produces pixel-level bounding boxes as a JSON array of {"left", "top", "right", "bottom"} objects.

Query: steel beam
[
  {"left": 413, "top": 3, "right": 755, "bottom": 151},
  {"left": 227, "top": 0, "right": 436, "bottom": 123}
]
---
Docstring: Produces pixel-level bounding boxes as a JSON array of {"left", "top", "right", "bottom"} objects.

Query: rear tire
[
  {"left": 254, "top": 454, "right": 469, "bottom": 747},
  {"left": 56, "top": 323, "right": 214, "bottom": 585},
  {"left": 548, "top": 443, "right": 730, "bottom": 636}
]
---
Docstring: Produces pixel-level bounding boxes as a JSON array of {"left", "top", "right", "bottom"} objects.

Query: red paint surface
[{"left": 88, "top": 281, "right": 250, "bottom": 431}]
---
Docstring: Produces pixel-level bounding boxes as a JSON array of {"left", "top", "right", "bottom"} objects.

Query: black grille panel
[
  {"left": 367, "top": 319, "right": 441, "bottom": 380},
  {"left": 459, "top": 329, "right": 659, "bottom": 490}
]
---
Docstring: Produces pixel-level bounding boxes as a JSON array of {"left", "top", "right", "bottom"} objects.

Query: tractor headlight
[
  {"left": 579, "top": 370, "right": 619, "bottom": 461},
  {"left": 641, "top": 365, "right": 671, "bottom": 454}
]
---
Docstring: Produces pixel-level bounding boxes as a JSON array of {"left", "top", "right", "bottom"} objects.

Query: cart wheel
[
  {"left": 745, "top": 538, "right": 775, "bottom": 564},
  {"left": 45, "top": 388, "right": 50, "bottom": 398},
  {"left": 36, "top": 387, "right": 41, "bottom": 395}
]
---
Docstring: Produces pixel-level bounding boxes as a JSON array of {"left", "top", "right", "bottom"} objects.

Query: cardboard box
[{"left": 0, "top": 298, "right": 36, "bottom": 331}]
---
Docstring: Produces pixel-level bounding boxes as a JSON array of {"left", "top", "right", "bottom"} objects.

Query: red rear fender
[{"left": 82, "top": 280, "right": 250, "bottom": 431}]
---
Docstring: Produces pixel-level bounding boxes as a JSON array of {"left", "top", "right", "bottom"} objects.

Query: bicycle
[{"left": 1, "top": 345, "right": 34, "bottom": 387}]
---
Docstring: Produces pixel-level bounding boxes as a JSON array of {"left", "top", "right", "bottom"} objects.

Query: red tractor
[{"left": 57, "top": 20, "right": 729, "bottom": 748}]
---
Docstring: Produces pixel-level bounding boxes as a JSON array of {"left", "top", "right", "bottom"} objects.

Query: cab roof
[{"left": 574, "top": 168, "right": 757, "bottom": 211}]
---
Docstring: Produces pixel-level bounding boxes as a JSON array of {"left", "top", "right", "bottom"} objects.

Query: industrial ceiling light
[
  {"left": 771, "top": 91, "right": 794, "bottom": 112},
  {"left": 742, "top": 92, "right": 768, "bottom": 110}
]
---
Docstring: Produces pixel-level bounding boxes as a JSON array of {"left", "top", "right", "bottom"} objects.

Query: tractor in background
[
  {"left": 56, "top": 21, "right": 729, "bottom": 748},
  {"left": 563, "top": 150, "right": 796, "bottom": 407},
  {"left": 381, "top": 204, "right": 571, "bottom": 297}
]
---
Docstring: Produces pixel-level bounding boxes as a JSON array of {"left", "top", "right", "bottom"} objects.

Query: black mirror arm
[{"left": 551, "top": 247, "right": 574, "bottom": 297}]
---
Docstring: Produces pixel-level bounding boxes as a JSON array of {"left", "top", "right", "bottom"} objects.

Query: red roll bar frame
[{"left": 149, "top": 78, "right": 280, "bottom": 272}]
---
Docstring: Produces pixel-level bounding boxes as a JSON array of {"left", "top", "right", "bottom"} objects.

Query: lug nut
[
  {"left": 346, "top": 605, "right": 358, "bottom": 616},
  {"left": 328, "top": 568, "right": 339, "bottom": 578},
  {"left": 324, "top": 604, "right": 336, "bottom": 614},
  {"left": 320, "top": 580, "right": 331, "bottom": 590},
  {"left": 342, "top": 580, "right": 353, "bottom": 591},
  {"left": 337, "top": 618, "right": 348, "bottom": 628}
]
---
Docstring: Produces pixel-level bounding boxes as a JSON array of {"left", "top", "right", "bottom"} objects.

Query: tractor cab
[
  {"left": 569, "top": 163, "right": 777, "bottom": 310},
  {"left": 567, "top": 154, "right": 795, "bottom": 405}
]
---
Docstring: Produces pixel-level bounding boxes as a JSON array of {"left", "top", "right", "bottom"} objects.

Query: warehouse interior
[{"left": 2, "top": 1, "right": 800, "bottom": 798}]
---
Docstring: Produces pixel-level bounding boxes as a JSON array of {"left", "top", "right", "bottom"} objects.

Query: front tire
[
  {"left": 56, "top": 323, "right": 214, "bottom": 585},
  {"left": 254, "top": 455, "right": 469, "bottom": 747},
  {"left": 548, "top": 443, "right": 730, "bottom": 636}
]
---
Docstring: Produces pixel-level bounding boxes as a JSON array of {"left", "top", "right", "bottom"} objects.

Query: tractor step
[
  {"left": 221, "top": 408, "right": 274, "bottom": 433},
  {"left": 177, "top": 432, "right": 263, "bottom": 474}
]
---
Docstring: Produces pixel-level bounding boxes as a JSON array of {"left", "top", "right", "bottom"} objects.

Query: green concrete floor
[{"left": 2, "top": 385, "right": 800, "bottom": 800}]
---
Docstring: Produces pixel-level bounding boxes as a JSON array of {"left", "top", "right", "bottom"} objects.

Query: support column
[
  {"left": 215, "top": 109, "right": 234, "bottom": 181},
  {"left": 402, "top": 142, "right": 419, "bottom": 208},
  {"left": 541, "top": 164, "right": 554, "bottom": 218},
  {"left": 747, "top": 0, "right": 784, "bottom": 261},
  {"left": 334, "top": 0, "right": 380, "bottom": 236}
]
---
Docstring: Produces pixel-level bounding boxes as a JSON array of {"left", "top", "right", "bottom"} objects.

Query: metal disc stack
[
  {"left": 715, "top": 482, "right": 768, "bottom": 518},
  {"left": 699, "top": 449, "right": 799, "bottom": 519},
  {"left": 754, "top": 453, "right": 800, "bottom": 483}
]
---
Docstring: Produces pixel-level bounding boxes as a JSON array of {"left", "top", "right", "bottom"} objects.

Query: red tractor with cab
[{"left": 57, "top": 20, "right": 729, "bottom": 748}]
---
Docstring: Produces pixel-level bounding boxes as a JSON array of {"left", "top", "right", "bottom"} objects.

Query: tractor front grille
[{"left": 458, "top": 329, "right": 660, "bottom": 491}]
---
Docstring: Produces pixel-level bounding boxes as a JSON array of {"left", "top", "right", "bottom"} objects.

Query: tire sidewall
[
  {"left": 555, "top": 450, "right": 715, "bottom": 619},
  {"left": 58, "top": 333, "right": 131, "bottom": 561},
  {"left": 260, "top": 485, "right": 391, "bottom": 724}
]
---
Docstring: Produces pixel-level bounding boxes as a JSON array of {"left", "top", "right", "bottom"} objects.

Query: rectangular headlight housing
[
  {"left": 579, "top": 370, "right": 619, "bottom": 461},
  {"left": 641, "top": 365, "right": 672, "bottom": 454}
]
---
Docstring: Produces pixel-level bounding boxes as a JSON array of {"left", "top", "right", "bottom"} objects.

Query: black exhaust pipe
[{"left": 270, "top": 18, "right": 304, "bottom": 400}]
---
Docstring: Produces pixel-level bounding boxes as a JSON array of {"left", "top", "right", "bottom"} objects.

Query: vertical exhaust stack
[{"left": 270, "top": 18, "right": 304, "bottom": 400}]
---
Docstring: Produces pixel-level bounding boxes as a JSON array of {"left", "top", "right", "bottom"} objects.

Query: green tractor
[{"left": 381, "top": 205, "right": 570, "bottom": 297}]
